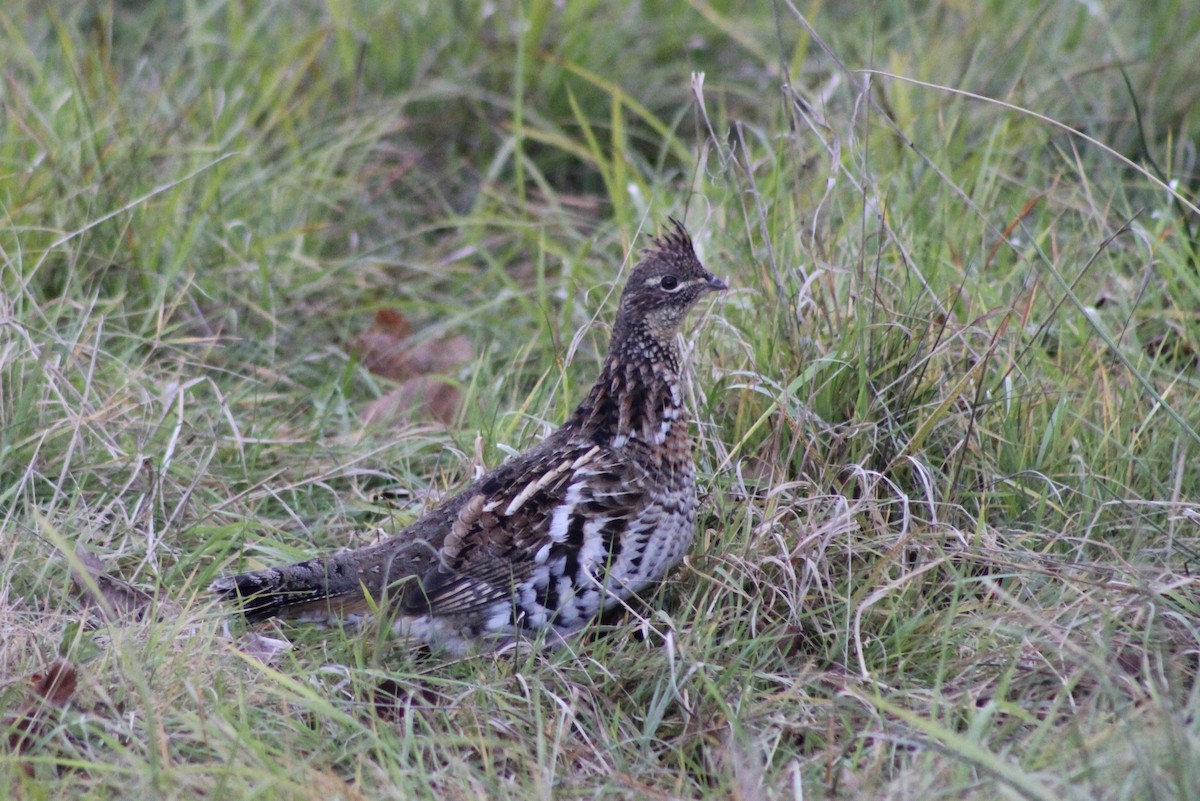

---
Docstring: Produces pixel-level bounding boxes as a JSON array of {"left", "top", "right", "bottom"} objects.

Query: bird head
[{"left": 615, "top": 218, "right": 726, "bottom": 341}]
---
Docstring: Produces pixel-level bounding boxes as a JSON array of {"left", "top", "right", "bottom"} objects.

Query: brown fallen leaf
[
  {"left": 351, "top": 308, "right": 471, "bottom": 426},
  {"left": 365, "top": 676, "right": 442, "bottom": 724},
  {"left": 352, "top": 309, "right": 470, "bottom": 382},
  {"left": 353, "top": 308, "right": 412, "bottom": 376},
  {"left": 70, "top": 547, "right": 155, "bottom": 623},
  {"left": 361, "top": 375, "right": 462, "bottom": 426},
  {"left": 5, "top": 659, "right": 78, "bottom": 776}
]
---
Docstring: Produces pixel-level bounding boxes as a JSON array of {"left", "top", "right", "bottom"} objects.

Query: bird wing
[{"left": 403, "top": 439, "right": 649, "bottom": 618}]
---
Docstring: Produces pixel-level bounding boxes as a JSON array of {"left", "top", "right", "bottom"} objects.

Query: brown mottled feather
[{"left": 212, "top": 219, "right": 724, "bottom": 653}]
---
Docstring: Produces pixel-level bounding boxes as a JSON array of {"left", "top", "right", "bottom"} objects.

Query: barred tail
[{"left": 211, "top": 539, "right": 440, "bottom": 623}]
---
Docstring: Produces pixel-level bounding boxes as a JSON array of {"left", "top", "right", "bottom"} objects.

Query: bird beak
[{"left": 705, "top": 274, "right": 728, "bottom": 292}]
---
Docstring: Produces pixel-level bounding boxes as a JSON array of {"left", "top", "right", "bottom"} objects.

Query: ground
[{"left": 2, "top": 1, "right": 1200, "bottom": 799}]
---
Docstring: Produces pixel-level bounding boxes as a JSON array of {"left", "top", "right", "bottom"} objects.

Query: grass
[{"left": 3, "top": 0, "right": 1200, "bottom": 797}]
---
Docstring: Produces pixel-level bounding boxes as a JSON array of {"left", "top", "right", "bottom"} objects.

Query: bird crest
[{"left": 643, "top": 217, "right": 698, "bottom": 265}]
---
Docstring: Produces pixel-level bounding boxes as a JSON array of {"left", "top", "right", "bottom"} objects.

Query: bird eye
[{"left": 660, "top": 275, "right": 680, "bottom": 291}]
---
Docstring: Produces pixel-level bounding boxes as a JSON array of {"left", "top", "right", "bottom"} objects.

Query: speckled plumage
[{"left": 212, "top": 219, "right": 725, "bottom": 654}]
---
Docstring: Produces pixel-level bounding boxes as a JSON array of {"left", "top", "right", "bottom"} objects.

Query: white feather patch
[
  {"left": 579, "top": 516, "right": 611, "bottom": 575},
  {"left": 484, "top": 602, "right": 513, "bottom": 633},
  {"left": 547, "top": 482, "right": 586, "bottom": 543}
]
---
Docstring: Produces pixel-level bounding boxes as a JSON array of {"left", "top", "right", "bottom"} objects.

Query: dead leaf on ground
[
  {"left": 365, "top": 676, "right": 442, "bottom": 724},
  {"left": 361, "top": 375, "right": 463, "bottom": 426},
  {"left": 353, "top": 308, "right": 471, "bottom": 380},
  {"left": 5, "top": 659, "right": 78, "bottom": 776},
  {"left": 238, "top": 633, "right": 292, "bottom": 666},
  {"left": 351, "top": 309, "right": 472, "bottom": 426},
  {"left": 70, "top": 547, "right": 155, "bottom": 623}
]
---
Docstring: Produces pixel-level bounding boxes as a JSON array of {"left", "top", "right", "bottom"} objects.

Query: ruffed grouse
[{"left": 212, "top": 220, "right": 726, "bottom": 654}]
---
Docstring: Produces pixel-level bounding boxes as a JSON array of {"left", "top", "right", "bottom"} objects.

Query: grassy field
[{"left": 3, "top": 0, "right": 1200, "bottom": 798}]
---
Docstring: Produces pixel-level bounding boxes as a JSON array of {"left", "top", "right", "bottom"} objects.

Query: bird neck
[{"left": 569, "top": 321, "right": 685, "bottom": 446}]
